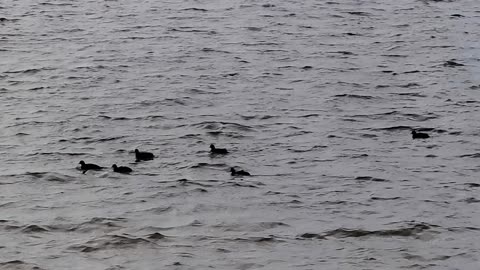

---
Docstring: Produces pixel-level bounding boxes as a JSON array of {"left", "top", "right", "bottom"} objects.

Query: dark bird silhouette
[
  {"left": 79, "top": 160, "right": 103, "bottom": 174},
  {"left": 112, "top": 164, "right": 133, "bottom": 174},
  {"left": 411, "top": 130, "right": 430, "bottom": 139},
  {"left": 230, "top": 167, "right": 250, "bottom": 176},
  {"left": 135, "top": 149, "right": 154, "bottom": 162},
  {"left": 210, "top": 144, "right": 228, "bottom": 154}
]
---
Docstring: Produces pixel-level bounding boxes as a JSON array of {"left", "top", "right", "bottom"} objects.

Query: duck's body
[
  {"left": 135, "top": 149, "right": 154, "bottom": 162},
  {"left": 79, "top": 160, "right": 103, "bottom": 174},
  {"left": 230, "top": 167, "right": 250, "bottom": 176},
  {"left": 112, "top": 164, "right": 133, "bottom": 174},
  {"left": 210, "top": 144, "right": 228, "bottom": 154},
  {"left": 412, "top": 130, "right": 430, "bottom": 139}
]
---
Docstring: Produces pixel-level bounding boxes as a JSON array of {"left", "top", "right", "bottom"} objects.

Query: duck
[
  {"left": 112, "top": 164, "right": 133, "bottom": 174},
  {"left": 210, "top": 144, "right": 228, "bottom": 154},
  {"left": 79, "top": 160, "right": 103, "bottom": 174},
  {"left": 230, "top": 167, "right": 250, "bottom": 176},
  {"left": 135, "top": 149, "right": 154, "bottom": 162},
  {"left": 411, "top": 130, "right": 430, "bottom": 139}
]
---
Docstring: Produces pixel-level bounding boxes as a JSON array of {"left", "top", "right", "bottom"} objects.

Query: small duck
[
  {"left": 210, "top": 144, "right": 228, "bottom": 154},
  {"left": 135, "top": 149, "right": 154, "bottom": 162},
  {"left": 79, "top": 160, "right": 103, "bottom": 174},
  {"left": 230, "top": 167, "right": 250, "bottom": 176},
  {"left": 411, "top": 130, "right": 430, "bottom": 139},
  {"left": 112, "top": 164, "right": 133, "bottom": 174}
]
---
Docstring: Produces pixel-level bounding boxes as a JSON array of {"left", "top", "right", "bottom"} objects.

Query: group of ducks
[
  {"left": 78, "top": 144, "right": 251, "bottom": 176},
  {"left": 79, "top": 130, "right": 429, "bottom": 175}
]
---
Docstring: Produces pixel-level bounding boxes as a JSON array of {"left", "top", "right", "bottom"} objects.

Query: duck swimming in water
[
  {"left": 79, "top": 160, "right": 103, "bottom": 174},
  {"left": 210, "top": 144, "right": 228, "bottom": 154},
  {"left": 135, "top": 149, "right": 154, "bottom": 162},
  {"left": 112, "top": 164, "right": 133, "bottom": 174},
  {"left": 230, "top": 167, "right": 250, "bottom": 176},
  {"left": 411, "top": 130, "right": 430, "bottom": 139}
]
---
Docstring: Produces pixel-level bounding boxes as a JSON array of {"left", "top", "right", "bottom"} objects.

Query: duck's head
[
  {"left": 210, "top": 144, "right": 215, "bottom": 149},
  {"left": 135, "top": 149, "right": 139, "bottom": 153},
  {"left": 79, "top": 160, "right": 85, "bottom": 165},
  {"left": 230, "top": 167, "right": 235, "bottom": 173},
  {"left": 112, "top": 164, "right": 117, "bottom": 169}
]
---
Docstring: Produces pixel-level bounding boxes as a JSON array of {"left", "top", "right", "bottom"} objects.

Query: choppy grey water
[{"left": 1, "top": 0, "right": 479, "bottom": 269}]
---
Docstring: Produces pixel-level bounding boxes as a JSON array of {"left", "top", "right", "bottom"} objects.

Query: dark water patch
[
  {"left": 323, "top": 223, "right": 432, "bottom": 238},
  {"left": 146, "top": 232, "right": 167, "bottom": 240},
  {"left": 69, "top": 234, "right": 154, "bottom": 252},
  {"left": 298, "top": 233, "right": 325, "bottom": 240},
  {"left": 346, "top": 11, "right": 372, "bottom": 16},
  {"left": 24, "top": 172, "right": 48, "bottom": 179},
  {"left": 268, "top": 199, "right": 303, "bottom": 206},
  {"left": 465, "top": 183, "right": 480, "bottom": 188},
  {"left": 355, "top": 176, "right": 388, "bottom": 182},
  {"left": 458, "top": 153, "right": 480, "bottom": 158},
  {"left": 443, "top": 60, "right": 464, "bottom": 67},
  {"left": 242, "top": 42, "right": 281, "bottom": 47},
  {"left": 84, "top": 136, "right": 126, "bottom": 143},
  {"left": 447, "top": 226, "right": 480, "bottom": 233},
  {"left": 374, "top": 125, "right": 411, "bottom": 132},
  {"left": 176, "top": 179, "right": 212, "bottom": 188},
  {"left": 168, "top": 28, "right": 217, "bottom": 35},
  {"left": 370, "top": 196, "right": 401, "bottom": 201},
  {"left": 321, "top": 200, "right": 352, "bottom": 205},
  {"left": 146, "top": 206, "right": 173, "bottom": 214},
  {"left": 142, "top": 220, "right": 202, "bottom": 231},
  {"left": 201, "top": 47, "right": 230, "bottom": 54},
  {"left": 0, "top": 260, "right": 45, "bottom": 270},
  {"left": 297, "top": 113, "right": 319, "bottom": 118},
  {"left": 392, "top": 92, "right": 427, "bottom": 97},
  {"left": 329, "top": 51, "right": 356, "bottom": 55},
  {"left": 21, "top": 225, "right": 49, "bottom": 233},
  {"left": 182, "top": 8, "right": 208, "bottom": 12},
  {"left": 398, "top": 83, "right": 421, "bottom": 88},
  {"left": 360, "top": 133, "right": 377, "bottom": 138},
  {"left": 234, "top": 236, "right": 283, "bottom": 243},
  {"left": 463, "top": 197, "right": 480, "bottom": 203},
  {"left": 264, "top": 191, "right": 283, "bottom": 195},
  {"left": 66, "top": 217, "right": 127, "bottom": 233},
  {"left": 221, "top": 182, "right": 259, "bottom": 188},
  {"left": 0, "top": 202, "right": 15, "bottom": 208},
  {"left": 238, "top": 114, "right": 279, "bottom": 121},
  {"left": 404, "top": 70, "right": 421, "bottom": 74},
  {"left": 288, "top": 145, "right": 327, "bottom": 153},
  {"left": 190, "top": 121, "right": 254, "bottom": 132},
  {"left": 257, "top": 222, "right": 289, "bottom": 229},
  {"left": 401, "top": 112, "right": 438, "bottom": 121},
  {"left": 190, "top": 163, "right": 227, "bottom": 169},
  {"left": 4, "top": 68, "right": 48, "bottom": 74},
  {"left": 192, "top": 188, "right": 208, "bottom": 193},
  {"left": 350, "top": 153, "right": 369, "bottom": 158},
  {"left": 382, "top": 54, "right": 408, "bottom": 58},
  {"left": 332, "top": 94, "right": 378, "bottom": 100},
  {"left": 35, "top": 173, "right": 76, "bottom": 183}
]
